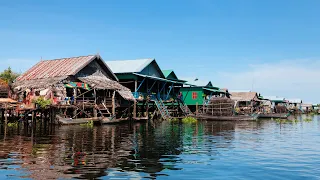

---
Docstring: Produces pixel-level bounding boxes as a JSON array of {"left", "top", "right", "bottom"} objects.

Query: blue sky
[{"left": 1, "top": 0, "right": 320, "bottom": 103}]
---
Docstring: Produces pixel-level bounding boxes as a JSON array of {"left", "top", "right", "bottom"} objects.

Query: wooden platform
[
  {"left": 194, "top": 114, "right": 258, "bottom": 121},
  {"left": 258, "top": 113, "right": 290, "bottom": 119}
]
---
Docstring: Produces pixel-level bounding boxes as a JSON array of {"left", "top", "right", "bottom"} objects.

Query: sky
[{"left": 0, "top": 0, "right": 320, "bottom": 103}]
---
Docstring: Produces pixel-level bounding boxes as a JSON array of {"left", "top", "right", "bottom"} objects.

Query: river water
[{"left": 0, "top": 115, "right": 320, "bottom": 179}]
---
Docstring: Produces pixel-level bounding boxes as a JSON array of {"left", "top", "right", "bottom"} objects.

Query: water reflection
[{"left": 0, "top": 116, "right": 320, "bottom": 179}]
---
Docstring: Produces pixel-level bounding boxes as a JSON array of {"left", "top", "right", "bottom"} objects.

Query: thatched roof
[
  {"left": 0, "top": 98, "right": 17, "bottom": 103},
  {"left": 12, "top": 76, "right": 68, "bottom": 92},
  {"left": 78, "top": 75, "right": 135, "bottom": 101},
  {"left": 230, "top": 92, "right": 259, "bottom": 101}
]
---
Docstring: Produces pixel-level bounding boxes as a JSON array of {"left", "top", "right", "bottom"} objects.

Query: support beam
[
  {"left": 159, "top": 82, "right": 167, "bottom": 97},
  {"left": 4, "top": 104, "right": 8, "bottom": 125},
  {"left": 134, "top": 81, "right": 137, "bottom": 118},
  {"left": 165, "top": 83, "right": 174, "bottom": 100},
  {"left": 73, "top": 88, "right": 77, "bottom": 118},
  {"left": 135, "top": 78, "right": 146, "bottom": 93},
  {"left": 112, "top": 91, "right": 116, "bottom": 116},
  {"left": 147, "top": 80, "right": 157, "bottom": 94}
]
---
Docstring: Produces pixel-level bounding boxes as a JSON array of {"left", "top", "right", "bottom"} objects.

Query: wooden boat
[
  {"left": 258, "top": 112, "right": 291, "bottom": 119},
  {"left": 194, "top": 114, "right": 259, "bottom": 121}
]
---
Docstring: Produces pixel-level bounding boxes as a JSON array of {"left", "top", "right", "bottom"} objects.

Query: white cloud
[{"left": 216, "top": 59, "right": 320, "bottom": 103}]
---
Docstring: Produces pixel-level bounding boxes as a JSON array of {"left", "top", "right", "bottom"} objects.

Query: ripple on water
[{"left": 0, "top": 116, "right": 319, "bottom": 179}]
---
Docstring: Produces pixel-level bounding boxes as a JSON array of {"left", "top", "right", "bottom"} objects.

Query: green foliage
[
  {"left": 80, "top": 120, "right": 94, "bottom": 127},
  {"left": 32, "top": 97, "right": 52, "bottom": 109},
  {"left": 274, "top": 118, "right": 299, "bottom": 124},
  {"left": 168, "top": 118, "right": 179, "bottom": 123},
  {"left": 7, "top": 122, "right": 18, "bottom": 128},
  {"left": 0, "top": 67, "right": 20, "bottom": 84},
  {"left": 182, "top": 117, "right": 198, "bottom": 124},
  {"left": 304, "top": 118, "right": 313, "bottom": 122}
]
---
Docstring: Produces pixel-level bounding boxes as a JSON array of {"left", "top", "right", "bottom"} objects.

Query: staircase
[
  {"left": 179, "top": 103, "right": 192, "bottom": 116},
  {"left": 153, "top": 98, "right": 171, "bottom": 120}
]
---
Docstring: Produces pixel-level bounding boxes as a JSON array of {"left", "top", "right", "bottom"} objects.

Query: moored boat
[{"left": 258, "top": 112, "right": 291, "bottom": 119}]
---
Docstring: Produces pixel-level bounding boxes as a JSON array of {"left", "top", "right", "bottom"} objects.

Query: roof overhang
[{"left": 132, "top": 73, "right": 185, "bottom": 85}]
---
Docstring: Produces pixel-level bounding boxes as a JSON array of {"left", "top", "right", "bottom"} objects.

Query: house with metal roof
[
  {"left": 179, "top": 81, "right": 226, "bottom": 112},
  {"left": 106, "top": 59, "right": 189, "bottom": 119},
  {"left": 13, "top": 54, "right": 135, "bottom": 123}
]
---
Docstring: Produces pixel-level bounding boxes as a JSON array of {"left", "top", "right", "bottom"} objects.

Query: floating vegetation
[
  {"left": 182, "top": 117, "right": 198, "bottom": 124},
  {"left": 274, "top": 118, "right": 299, "bottom": 124},
  {"left": 80, "top": 120, "right": 94, "bottom": 127},
  {"left": 303, "top": 118, "right": 313, "bottom": 122},
  {"left": 168, "top": 118, "right": 179, "bottom": 123},
  {"left": 7, "top": 122, "right": 18, "bottom": 128}
]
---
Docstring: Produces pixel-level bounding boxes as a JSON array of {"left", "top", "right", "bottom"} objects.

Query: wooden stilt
[
  {"left": 196, "top": 102, "right": 199, "bottom": 115},
  {"left": 133, "top": 80, "right": 137, "bottom": 118},
  {"left": 31, "top": 111, "right": 34, "bottom": 144},
  {"left": 1, "top": 109, "right": 4, "bottom": 123},
  {"left": 112, "top": 91, "right": 116, "bottom": 116},
  {"left": 73, "top": 88, "right": 77, "bottom": 118},
  {"left": 128, "top": 102, "right": 131, "bottom": 120},
  {"left": 4, "top": 104, "right": 8, "bottom": 125}
]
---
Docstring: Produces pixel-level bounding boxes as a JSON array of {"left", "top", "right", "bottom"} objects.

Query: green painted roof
[
  {"left": 162, "top": 70, "right": 173, "bottom": 78},
  {"left": 161, "top": 69, "right": 187, "bottom": 82}
]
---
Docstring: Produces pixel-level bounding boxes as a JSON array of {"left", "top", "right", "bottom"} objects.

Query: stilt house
[
  {"left": 106, "top": 59, "right": 186, "bottom": 119},
  {"left": 12, "top": 55, "right": 135, "bottom": 121},
  {"left": 180, "top": 81, "right": 226, "bottom": 112}
]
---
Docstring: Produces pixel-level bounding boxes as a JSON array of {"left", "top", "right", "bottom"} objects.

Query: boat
[
  {"left": 258, "top": 112, "right": 291, "bottom": 119},
  {"left": 194, "top": 114, "right": 259, "bottom": 121}
]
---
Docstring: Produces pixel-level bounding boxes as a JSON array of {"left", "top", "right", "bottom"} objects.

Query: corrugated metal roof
[
  {"left": 264, "top": 96, "right": 286, "bottom": 102},
  {"left": 287, "top": 99, "right": 303, "bottom": 103},
  {"left": 132, "top": 73, "right": 182, "bottom": 84},
  {"left": 17, "top": 55, "right": 96, "bottom": 81},
  {"left": 106, "top": 59, "right": 154, "bottom": 73}
]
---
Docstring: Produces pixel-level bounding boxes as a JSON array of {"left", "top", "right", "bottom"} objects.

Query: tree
[{"left": 0, "top": 67, "right": 20, "bottom": 84}]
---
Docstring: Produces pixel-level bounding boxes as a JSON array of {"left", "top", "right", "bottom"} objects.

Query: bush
[
  {"left": 32, "top": 97, "right": 52, "bottom": 109},
  {"left": 182, "top": 117, "right": 197, "bottom": 124}
]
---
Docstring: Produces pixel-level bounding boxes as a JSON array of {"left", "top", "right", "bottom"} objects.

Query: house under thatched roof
[
  {"left": 13, "top": 54, "right": 135, "bottom": 101},
  {"left": 230, "top": 92, "right": 260, "bottom": 101}
]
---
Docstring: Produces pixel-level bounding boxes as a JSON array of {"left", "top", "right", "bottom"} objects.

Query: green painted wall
[{"left": 180, "top": 87, "right": 204, "bottom": 105}]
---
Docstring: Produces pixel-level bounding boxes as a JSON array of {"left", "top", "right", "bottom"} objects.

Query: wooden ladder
[
  {"left": 179, "top": 102, "right": 192, "bottom": 116},
  {"left": 154, "top": 98, "right": 171, "bottom": 120}
]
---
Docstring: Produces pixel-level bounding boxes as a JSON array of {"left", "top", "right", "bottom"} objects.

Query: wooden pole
[
  {"left": 1, "top": 109, "right": 4, "bottom": 123},
  {"left": 94, "top": 88, "right": 97, "bottom": 104},
  {"left": 82, "top": 94, "right": 84, "bottom": 111},
  {"left": 112, "top": 91, "right": 116, "bottom": 116},
  {"left": 73, "top": 88, "right": 77, "bottom": 118},
  {"left": 4, "top": 104, "right": 8, "bottom": 126},
  {"left": 196, "top": 102, "right": 198, "bottom": 116},
  {"left": 31, "top": 110, "right": 34, "bottom": 144},
  {"left": 133, "top": 80, "right": 137, "bottom": 118}
]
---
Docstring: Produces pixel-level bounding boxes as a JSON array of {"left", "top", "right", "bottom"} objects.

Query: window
[{"left": 192, "top": 92, "right": 198, "bottom": 99}]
